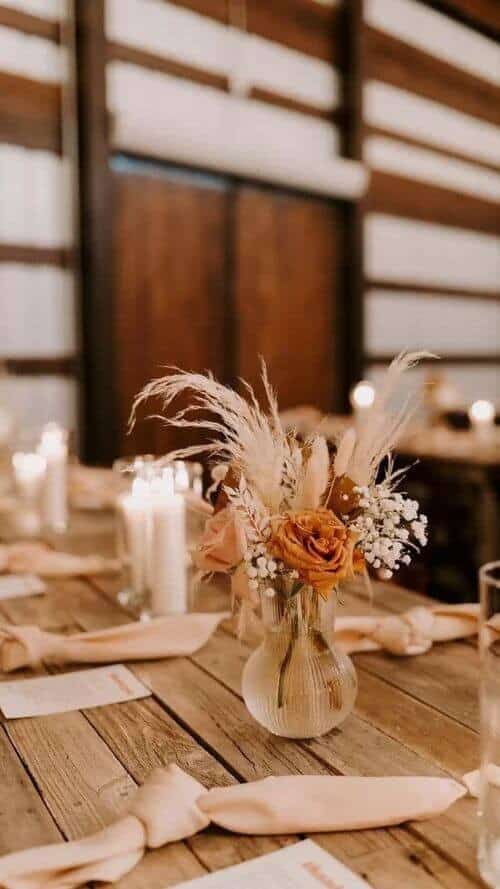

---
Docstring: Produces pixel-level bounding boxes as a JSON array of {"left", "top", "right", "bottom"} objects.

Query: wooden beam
[
  {"left": 75, "top": 0, "right": 117, "bottom": 464},
  {"left": 366, "top": 125, "right": 500, "bottom": 175},
  {"left": 367, "top": 353, "right": 500, "bottom": 365},
  {"left": 365, "top": 279, "right": 500, "bottom": 301},
  {"left": 366, "top": 169, "right": 500, "bottom": 235},
  {"left": 0, "top": 71, "right": 61, "bottom": 153},
  {"left": 419, "top": 0, "right": 500, "bottom": 41},
  {"left": 338, "top": 0, "right": 365, "bottom": 405},
  {"left": 0, "top": 245, "right": 73, "bottom": 267},
  {"left": 0, "top": 5, "right": 59, "bottom": 41},
  {"left": 3, "top": 357, "right": 77, "bottom": 376},
  {"left": 367, "top": 26, "right": 500, "bottom": 127}
]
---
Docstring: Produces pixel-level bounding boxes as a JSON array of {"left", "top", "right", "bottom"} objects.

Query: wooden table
[{"left": 0, "top": 512, "right": 482, "bottom": 888}]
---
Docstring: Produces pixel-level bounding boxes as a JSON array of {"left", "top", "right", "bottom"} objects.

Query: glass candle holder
[
  {"left": 478, "top": 561, "right": 500, "bottom": 888},
  {"left": 37, "top": 423, "right": 69, "bottom": 534}
]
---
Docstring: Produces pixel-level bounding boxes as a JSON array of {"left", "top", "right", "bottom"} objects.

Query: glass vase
[{"left": 242, "top": 579, "right": 357, "bottom": 738}]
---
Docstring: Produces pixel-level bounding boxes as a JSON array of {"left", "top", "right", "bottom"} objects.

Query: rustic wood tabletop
[{"left": 0, "top": 510, "right": 481, "bottom": 888}]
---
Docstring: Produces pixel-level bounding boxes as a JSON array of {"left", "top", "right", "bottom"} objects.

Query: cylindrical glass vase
[
  {"left": 242, "top": 580, "right": 357, "bottom": 738},
  {"left": 478, "top": 561, "right": 500, "bottom": 888}
]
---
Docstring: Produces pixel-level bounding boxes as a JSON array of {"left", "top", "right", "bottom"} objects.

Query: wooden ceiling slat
[
  {"left": 367, "top": 27, "right": 500, "bottom": 127},
  {"left": 366, "top": 169, "right": 500, "bottom": 236},
  {"left": 365, "top": 279, "right": 500, "bottom": 302},
  {"left": 2, "top": 357, "right": 77, "bottom": 376},
  {"left": 366, "top": 125, "right": 500, "bottom": 175},
  {"left": 0, "top": 5, "right": 59, "bottom": 41},
  {"left": 367, "top": 353, "right": 500, "bottom": 365},
  {"left": 420, "top": 0, "right": 500, "bottom": 41},
  {"left": 0, "top": 245, "right": 72, "bottom": 266},
  {"left": 0, "top": 71, "right": 61, "bottom": 152}
]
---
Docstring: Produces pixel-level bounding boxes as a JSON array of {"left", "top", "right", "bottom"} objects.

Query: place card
[
  {"left": 175, "top": 839, "right": 373, "bottom": 888},
  {"left": 0, "top": 664, "right": 150, "bottom": 718},
  {"left": 0, "top": 574, "right": 46, "bottom": 600}
]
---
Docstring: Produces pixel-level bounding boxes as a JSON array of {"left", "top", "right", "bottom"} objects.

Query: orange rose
[
  {"left": 195, "top": 506, "right": 247, "bottom": 573},
  {"left": 270, "top": 508, "right": 364, "bottom": 597}
]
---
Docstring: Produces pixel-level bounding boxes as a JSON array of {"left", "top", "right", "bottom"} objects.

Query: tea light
[
  {"left": 350, "top": 380, "right": 375, "bottom": 430},
  {"left": 120, "top": 477, "right": 151, "bottom": 596},
  {"left": 12, "top": 452, "right": 46, "bottom": 501},
  {"left": 37, "top": 423, "right": 68, "bottom": 532},
  {"left": 469, "top": 400, "right": 495, "bottom": 441},
  {"left": 150, "top": 467, "right": 187, "bottom": 615}
]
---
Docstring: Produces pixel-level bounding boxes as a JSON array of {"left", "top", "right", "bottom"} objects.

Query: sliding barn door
[
  {"left": 112, "top": 162, "right": 229, "bottom": 454},
  {"left": 234, "top": 186, "right": 342, "bottom": 411}
]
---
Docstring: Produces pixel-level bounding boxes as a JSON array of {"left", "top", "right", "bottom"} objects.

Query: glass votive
[
  {"left": 478, "top": 561, "right": 500, "bottom": 888},
  {"left": 116, "top": 475, "right": 153, "bottom": 616}
]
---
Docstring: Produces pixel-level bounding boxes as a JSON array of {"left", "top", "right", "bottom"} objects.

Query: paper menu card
[
  {"left": 0, "top": 664, "right": 150, "bottom": 718},
  {"left": 176, "top": 840, "right": 373, "bottom": 889},
  {"left": 0, "top": 574, "right": 46, "bottom": 599}
]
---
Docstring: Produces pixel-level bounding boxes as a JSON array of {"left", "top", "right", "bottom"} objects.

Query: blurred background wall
[{"left": 0, "top": 0, "right": 498, "bottom": 459}]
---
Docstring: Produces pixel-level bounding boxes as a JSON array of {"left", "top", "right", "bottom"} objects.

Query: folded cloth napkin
[
  {"left": 0, "top": 542, "right": 119, "bottom": 578},
  {"left": 0, "top": 764, "right": 467, "bottom": 889},
  {"left": 0, "top": 612, "right": 230, "bottom": 672},
  {"left": 335, "top": 603, "right": 481, "bottom": 656}
]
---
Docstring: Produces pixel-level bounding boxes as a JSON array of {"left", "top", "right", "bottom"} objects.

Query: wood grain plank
[
  {"left": 366, "top": 26, "right": 500, "bottom": 126},
  {"left": 366, "top": 169, "right": 500, "bottom": 235}
]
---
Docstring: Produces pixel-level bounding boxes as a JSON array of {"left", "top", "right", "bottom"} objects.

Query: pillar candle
[
  {"left": 37, "top": 423, "right": 68, "bottom": 532},
  {"left": 12, "top": 452, "right": 46, "bottom": 501},
  {"left": 151, "top": 467, "right": 187, "bottom": 615},
  {"left": 119, "top": 477, "right": 151, "bottom": 596}
]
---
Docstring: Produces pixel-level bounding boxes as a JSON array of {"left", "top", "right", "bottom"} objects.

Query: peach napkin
[
  {"left": 0, "top": 764, "right": 467, "bottom": 889},
  {"left": 335, "top": 603, "right": 481, "bottom": 655},
  {"left": 0, "top": 612, "right": 230, "bottom": 672},
  {"left": 0, "top": 542, "right": 119, "bottom": 578}
]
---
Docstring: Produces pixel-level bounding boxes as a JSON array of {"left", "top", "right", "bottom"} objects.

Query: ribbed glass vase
[{"left": 242, "top": 579, "right": 357, "bottom": 738}]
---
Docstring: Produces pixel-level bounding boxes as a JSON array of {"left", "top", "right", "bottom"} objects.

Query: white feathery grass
[
  {"left": 333, "top": 426, "right": 357, "bottom": 478},
  {"left": 294, "top": 435, "right": 330, "bottom": 509},
  {"left": 130, "top": 361, "right": 291, "bottom": 513},
  {"left": 345, "top": 351, "right": 436, "bottom": 485}
]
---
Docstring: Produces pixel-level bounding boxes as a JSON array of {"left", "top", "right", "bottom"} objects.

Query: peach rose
[
  {"left": 195, "top": 506, "right": 247, "bottom": 574},
  {"left": 270, "top": 508, "right": 364, "bottom": 597}
]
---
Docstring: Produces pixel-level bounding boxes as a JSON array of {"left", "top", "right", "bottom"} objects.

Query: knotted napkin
[
  {"left": 0, "top": 612, "right": 230, "bottom": 672},
  {"left": 0, "top": 764, "right": 467, "bottom": 889},
  {"left": 335, "top": 602, "right": 482, "bottom": 656},
  {"left": 0, "top": 542, "right": 119, "bottom": 578}
]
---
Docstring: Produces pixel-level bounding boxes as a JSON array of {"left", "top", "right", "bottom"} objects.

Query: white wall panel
[
  {"left": 0, "top": 25, "right": 66, "bottom": 82},
  {"left": 365, "top": 136, "right": 500, "bottom": 201},
  {"left": 0, "top": 0, "right": 64, "bottom": 19},
  {"left": 0, "top": 146, "right": 71, "bottom": 247},
  {"left": 365, "top": 215, "right": 500, "bottom": 292},
  {"left": 365, "top": 0, "right": 500, "bottom": 86},
  {"left": 366, "top": 291, "right": 500, "bottom": 355},
  {"left": 365, "top": 81, "right": 500, "bottom": 167},
  {"left": 2, "top": 375, "right": 78, "bottom": 431},
  {"left": 0, "top": 264, "right": 76, "bottom": 357},
  {"left": 367, "top": 363, "right": 500, "bottom": 407},
  {"left": 106, "top": 0, "right": 340, "bottom": 110}
]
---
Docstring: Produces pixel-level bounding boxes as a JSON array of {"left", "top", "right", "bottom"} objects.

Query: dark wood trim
[
  {"left": 107, "top": 41, "right": 228, "bottom": 91},
  {"left": 0, "top": 5, "right": 59, "bottom": 41},
  {"left": 164, "top": 0, "right": 226, "bottom": 24},
  {"left": 366, "top": 170, "right": 500, "bottom": 235},
  {"left": 75, "top": 0, "right": 117, "bottom": 464},
  {"left": 0, "top": 245, "right": 73, "bottom": 267},
  {"left": 366, "top": 126, "right": 500, "bottom": 176},
  {"left": 419, "top": 1, "right": 500, "bottom": 41},
  {"left": 3, "top": 356, "right": 77, "bottom": 376},
  {"left": 107, "top": 42, "right": 337, "bottom": 123},
  {"left": 365, "top": 279, "right": 500, "bottom": 302},
  {"left": 367, "top": 26, "right": 500, "bottom": 127},
  {"left": 367, "top": 353, "right": 500, "bottom": 366},
  {"left": 0, "top": 71, "right": 61, "bottom": 153},
  {"left": 339, "top": 0, "right": 365, "bottom": 406}
]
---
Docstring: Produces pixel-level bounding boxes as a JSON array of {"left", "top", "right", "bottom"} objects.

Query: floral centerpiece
[{"left": 133, "top": 352, "right": 430, "bottom": 738}]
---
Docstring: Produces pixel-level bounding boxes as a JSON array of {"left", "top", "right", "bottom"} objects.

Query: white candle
[
  {"left": 350, "top": 380, "right": 375, "bottom": 431},
  {"left": 119, "top": 477, "right": 151, "bottom": 596},
  {"left": 12, "top": 452, "right": 46, "bottom": 501},
  {"left": 151, "top": 467, "right": 187, "bottom": 615},
  {"left": 469, "top": 400, "right": 495, "bottom": 441},
  {"left": 37, "top": 423, "right": 68, "bottom": 532},
  {"left": 174, "top": 460, "right": 190, "bottom": 493}
]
